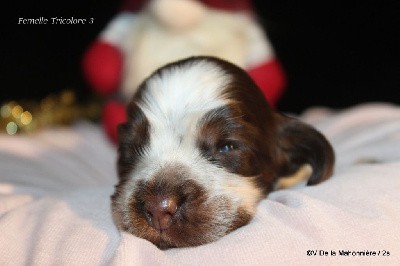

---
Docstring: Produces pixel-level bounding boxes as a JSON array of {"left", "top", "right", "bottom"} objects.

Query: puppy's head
[{"left": 111, "top": 56, "right": 334, "bottom": 249}]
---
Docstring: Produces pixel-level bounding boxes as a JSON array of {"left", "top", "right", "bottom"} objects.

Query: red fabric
[
  {"left": 102, "top": 100, "right": 127, "bottom": 143},
  {"left": 201, "top": 0, "right": 252, "bottom": 11},
  {"left": 119, "top": 0, "right": 252, "bottom": 12},
  {"left": 82, "top": 41, "right": 123, "bottom": 96},
  {"left": 119, "top": 0, "right": 148, "bottom": 12},
  {"left": 248, "top": 59, "right": 286, "bottom": 108}
]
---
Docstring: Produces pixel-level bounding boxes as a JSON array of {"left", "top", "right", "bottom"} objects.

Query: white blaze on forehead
[
  {"left": 139, "top": 59, "right": 231, "bottom": 123},
  {"left": 136, "top": 59, "right": 231, "bottom": 169}
]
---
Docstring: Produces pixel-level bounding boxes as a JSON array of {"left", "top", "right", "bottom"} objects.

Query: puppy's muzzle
[{"left": 117, "top": 163, "right": 247, "bottom": 249}]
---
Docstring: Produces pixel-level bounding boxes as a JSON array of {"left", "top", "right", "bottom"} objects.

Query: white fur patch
[
  {"left": 139, "top": 60, "right": 230, "bottom": 121},
  {"left": 138, "top": 60, "right": 230, "bottom": 177}
]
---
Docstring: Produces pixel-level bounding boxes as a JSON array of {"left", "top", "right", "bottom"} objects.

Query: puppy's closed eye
[
  {"left": 117, "top": 102, "right": 150, "bottom": 180},
  {"left": 111, "top": 56, "right": 335, "bottom": 249}
]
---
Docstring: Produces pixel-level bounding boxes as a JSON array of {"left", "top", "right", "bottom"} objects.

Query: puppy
[{"left": 111, "top": 56, "right": 334, "bottom": 249}]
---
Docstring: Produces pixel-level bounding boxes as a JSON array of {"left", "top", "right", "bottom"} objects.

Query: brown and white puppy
[{"left": 111, "top": 56, "right": 334, "bottom": 249}]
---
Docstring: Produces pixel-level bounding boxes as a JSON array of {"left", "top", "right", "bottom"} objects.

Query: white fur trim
[
  {"left": 243, "top": 15, "right": 275, "bottom": 67},
  {"left": 122, "top": 11, "right": 252, "bottom": 98},
  {"left": 149, "top": 0, "right": 206, "bottom": 30},
  {"left": 118, "top": 6, "right": 275, "bottom": 98},
  {"left": 99, "top": 12, "right": 137, "bottom": 49}
]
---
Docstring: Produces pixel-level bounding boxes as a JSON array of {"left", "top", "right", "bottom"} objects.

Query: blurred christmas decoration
[{"left": 0, "top": 90, "right": 101, "bottom": 135}]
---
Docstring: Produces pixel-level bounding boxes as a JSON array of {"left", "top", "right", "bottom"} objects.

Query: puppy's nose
[{"left": 144, "top": 196, "right": 178, "bottom": 231}]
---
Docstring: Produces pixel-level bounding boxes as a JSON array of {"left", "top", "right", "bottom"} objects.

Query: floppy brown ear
[{"left": 274, "top": 113, "right": 335, "bottom": 185}]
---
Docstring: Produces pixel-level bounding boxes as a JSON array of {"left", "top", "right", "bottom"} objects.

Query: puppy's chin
[{"left": 111, "top": 166, "right": 253, "bottom": 249}]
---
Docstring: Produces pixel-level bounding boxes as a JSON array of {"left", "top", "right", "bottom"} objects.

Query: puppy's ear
[{"left": 274, "top": 114, "right": 335, "bottom": 185}]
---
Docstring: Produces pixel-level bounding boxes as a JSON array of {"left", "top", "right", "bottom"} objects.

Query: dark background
[
  {"left": 2, "top": 0, "right": 399, "bottom": 114},
  {"left": 2, "top": 0, "right": 120, "bottom": 103},
  {"left": 253, "top": 0, "right": 399, "bottom": 113}
]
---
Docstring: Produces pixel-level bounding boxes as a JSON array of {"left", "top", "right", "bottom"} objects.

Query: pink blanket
[{"left": 1, "top": 103, "right": 399, "bottom": 265}]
